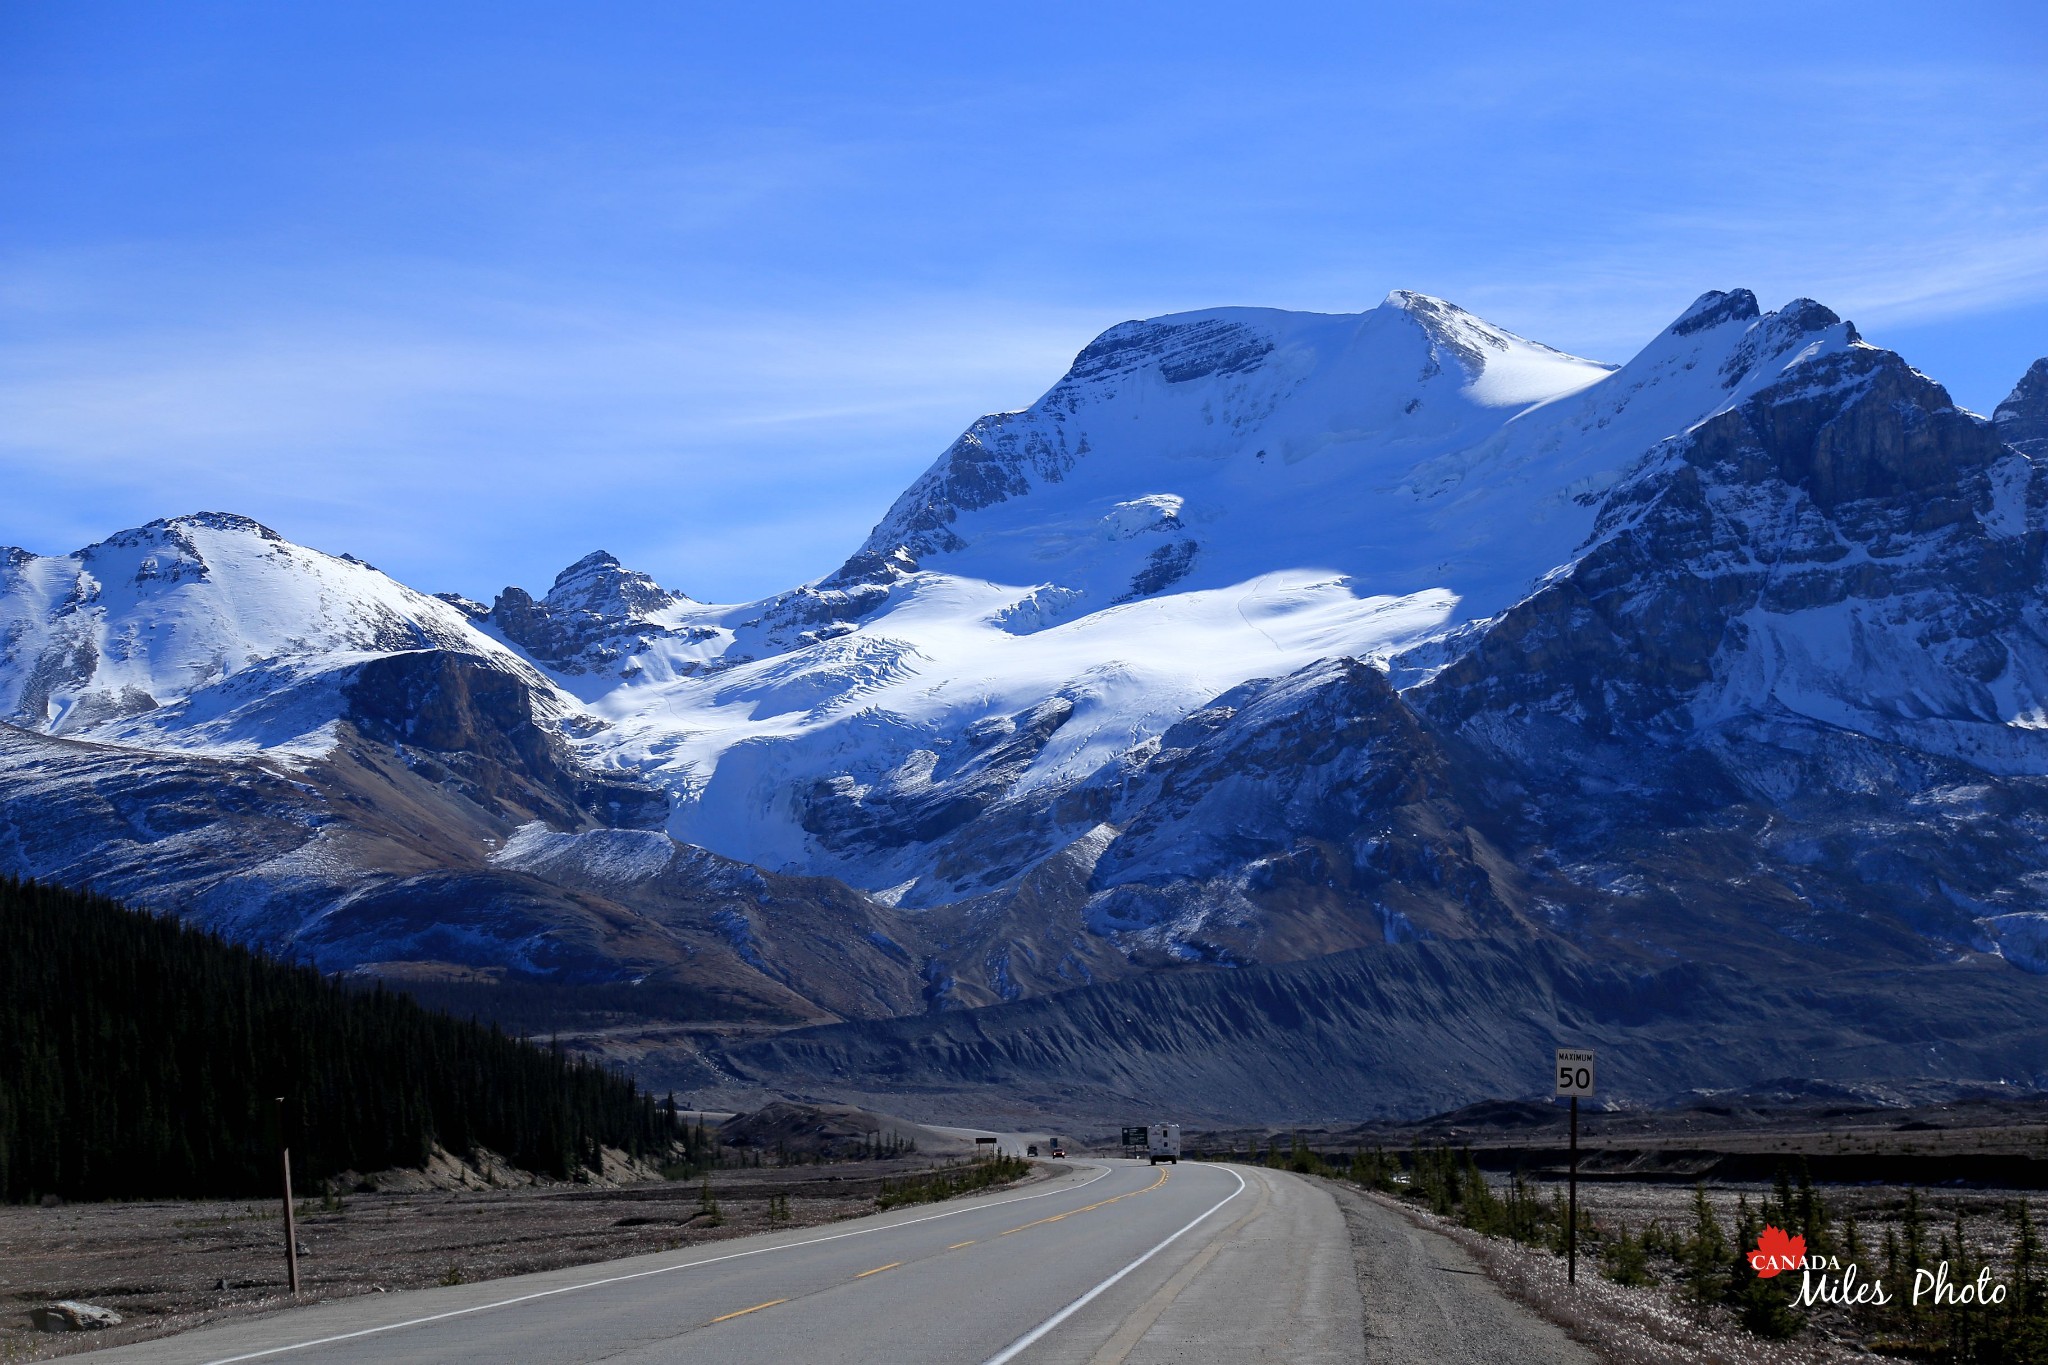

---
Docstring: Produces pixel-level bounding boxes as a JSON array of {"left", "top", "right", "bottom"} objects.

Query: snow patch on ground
[
  {"left": 490, "top": 822, "right": 677, "bottom": 886},
  {"left": 1101, "top": 495, "right": 1185, "bottom": 539}
]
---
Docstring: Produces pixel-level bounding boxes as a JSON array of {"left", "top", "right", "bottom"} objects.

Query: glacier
[{"left": 6, "top": 284, "right": 2048, "bottom": 1115}]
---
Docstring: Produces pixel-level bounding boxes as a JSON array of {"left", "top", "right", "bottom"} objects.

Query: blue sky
[{"left": 4, "top": 2, "right": 2045, "bottom": 603}]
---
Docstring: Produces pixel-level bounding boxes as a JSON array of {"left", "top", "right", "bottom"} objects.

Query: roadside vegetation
[
  {"left": 0, "top": 877, "right": 680, "bottom": 1202},
  {"left": 1218, "top": 1132, "right": 2048, "bottom": 1362},
  {"left": 876, "top": 1153, "right": 1031, "bottom": 1210}
]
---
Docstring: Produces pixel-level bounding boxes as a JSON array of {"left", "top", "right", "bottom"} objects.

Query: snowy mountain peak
[
  {"left": 1064, "top": 311, "right": 1278, "bottom": 388},
  {"left": 133, "top": 510, "right": 287, "bottom": 541},
  {"left": 75, "top": 511, "right": 282, "bottom": 573},
  {"left": 1657, "top": 291, "right": 1854, "bottom": 363},
  {"left": 1996, "top": 357, "right": 2048, "bottom": 455},
  {"left": 1667, "top": 288, "right": 1761, "bottom": 336},
  {"left": 542, "top": 551, "right": 686, "bottom": 617},
  {"left": 848, "top": 294, "right": 1617, "bottom": 591},
  {"left": 1381, "top": 288, "right": 1456, "bottom": 310},
  {"left": 487, "top": 552, "right": 690, "bottom": 676},
  {"left": 0, "top": 512, "right": 520, "bottom": 748},
  {"left": 16, "top": 281, "right": 2048, "bottom": 1040},
  {"left": 1609, "top": 292, "right": 1861, "bottom": 427},
  {"left": 1999, "top": 358, "right": 2048, "bottom": 418},
  {"left": 1379, "top": 289, "right": 1568, "bottom": 384},
  {"left": 1710, "top": 298, "right": 1856, "bottom": 390}
]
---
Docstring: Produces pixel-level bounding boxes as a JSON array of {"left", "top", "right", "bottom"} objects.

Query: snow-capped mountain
[
  {"left": 1412, "top": 307, "right": 2048, "bottom": 978},
  {"left": 0, "top": 511, "right": 549, "bottom": 754},
  {"left": 470, "top": 290, "right": 1874, "bottom": 911},
  {"left": 5, "top": 287, "right": 2048, "bottom": 1114}
]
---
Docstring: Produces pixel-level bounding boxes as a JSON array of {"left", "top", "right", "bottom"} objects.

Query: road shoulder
[
  {"left": 1107, "top": 1165, "right": 1365, "bottom": 1364},
  {"left": 1323, "top": 1179, "right": 1595, "bottom": 1365},
  {"left": 70, "top": 1160, "right": 1105, "bottom": 1364}
]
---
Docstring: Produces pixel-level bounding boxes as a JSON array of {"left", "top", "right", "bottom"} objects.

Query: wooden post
[
  {"left": 277, "top": 1096, "right": 300, "bottom": 1298},
  {"left": 1567, "top": 1095, "right": 1579, "bottom": 1286}
]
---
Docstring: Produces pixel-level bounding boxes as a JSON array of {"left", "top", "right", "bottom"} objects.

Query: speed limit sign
[
  {"left": 1555, "top": 1048, "right": 1596, "bottom": 1097},
  {"left": 1556, "top": 1048, "right": 1596, "bottom": 1286}
]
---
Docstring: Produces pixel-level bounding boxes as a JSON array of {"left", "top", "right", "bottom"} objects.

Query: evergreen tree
[
  {"left": 1603, "top": 1219, "right": 1653, "bottom": 1287},
  {"left": 1727, "top": 1191, "right": 1800, "bottom": 1340},
  {"left": 1682, "top": 1183, "right": 1727, "bottom": 1323},
  {"left": 0, "top": 877, "right": 670, "bottom": 1201},
  {"left": 1904, "top": 1188, "right": 1929, "bottom": 1281}
]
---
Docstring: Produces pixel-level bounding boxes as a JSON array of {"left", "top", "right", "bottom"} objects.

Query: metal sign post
[
  {"left": 276, "top": 1096, "right": 300, "bottom": 1298},
  {"left": 1554, "top": 1049, "right": 1595, "bottom": 1286}
]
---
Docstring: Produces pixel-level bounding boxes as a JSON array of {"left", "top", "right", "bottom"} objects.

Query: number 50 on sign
[{"left": 1556, "top": 1048, "right": 1595, "bottom": 1096}]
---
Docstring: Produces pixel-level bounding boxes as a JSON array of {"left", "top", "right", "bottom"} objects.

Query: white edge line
[
  {"left": 977, "top": 1165, "right": 1250, "bottom": 1365},
  {"left": 198, "top": 1163, "right": 1115, "bottom": 1365}
]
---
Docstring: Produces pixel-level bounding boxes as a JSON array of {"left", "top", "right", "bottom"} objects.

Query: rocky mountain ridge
[
  {"left": 4, "top": 287, "right": 2047, "bottom": 1116},
  {"left": 1998, "top": 357, "right": 2048, "bottom": 457}
]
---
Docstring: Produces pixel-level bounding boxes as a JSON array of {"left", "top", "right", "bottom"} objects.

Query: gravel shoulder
[
  {"left": 1325, "top": 1177, "right": 1595, "bottom": 1365},
  {"left": 1108, "top": 1165, "right": 1366, "bottom": 1364}
]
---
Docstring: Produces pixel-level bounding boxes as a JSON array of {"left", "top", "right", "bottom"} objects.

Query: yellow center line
[
  {"left": 707, "top": 1298, "right": 787, "bottom": 1324},
  {"left": 698, "top": 1170, "right": 1164, "bottom": 1334},
  {"left": 999, "top": 1168, "right": 1169, "bottom": 1236}
]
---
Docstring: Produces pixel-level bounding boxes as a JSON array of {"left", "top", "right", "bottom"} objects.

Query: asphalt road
[
  {"left": 75, "top": 1157, "right": 1351, "bottom": 1364},
  {"left": 78, "top": 1157, "right": 1581, "bottom": 1363}
]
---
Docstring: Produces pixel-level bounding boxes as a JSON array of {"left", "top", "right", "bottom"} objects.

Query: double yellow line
[{"left": 999, "top": 1168, "right": 1169, "bottom": 1238}]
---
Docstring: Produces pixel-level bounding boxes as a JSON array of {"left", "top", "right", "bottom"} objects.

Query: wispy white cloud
[
  {"left": 0, "top": 272, "right": 1102, "bottom": 599},
  {"left": 6, "top": 4, "right": 2045, "bottom": 599}
]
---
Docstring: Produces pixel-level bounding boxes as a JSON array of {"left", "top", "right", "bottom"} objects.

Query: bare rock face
[
  {"left": 847, "top": 412, "right": 1071, "bottom": 567},
  {"left": 1666, "top": 286, "right": 1761, "bottom": 336},
  {"left": 1418, "top": 342, "right": 2027, "bottom": 750},
  {"left": 1408, "top": 338, "right": 2048, "bottom": 978},
  {"left": 1088, "top": 657, "right": 1516, "bottom": 951},
  {"left": 341, "top": 650, "right": 665, "bottom": 830},
  {"left": 489, "top": 552, "right": 688, "bottom": 674},
  {"left": 1997, "top": 357, "right": 2048, "bottom": 457}
]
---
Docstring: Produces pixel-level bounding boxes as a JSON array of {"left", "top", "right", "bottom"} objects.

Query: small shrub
[
  {"left": 1602, "top": 1220, "right": 1654, "bottom": 1288},
  {"left": 876, "top": 1154, "right": 1030, "bottom": 1210}
]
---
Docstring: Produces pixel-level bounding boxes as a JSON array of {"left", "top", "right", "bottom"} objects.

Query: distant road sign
[{"left": 1555, "top": 1048, "right": 1596, "bottom": 1097}]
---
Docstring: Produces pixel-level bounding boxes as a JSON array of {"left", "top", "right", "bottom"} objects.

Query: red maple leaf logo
[{"left": 1748, "top": 1225, "right": 1806, "bottom": 1278}]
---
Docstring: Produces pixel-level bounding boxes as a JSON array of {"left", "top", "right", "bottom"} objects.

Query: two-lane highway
[{"left": 82, "top": 1158, "right": 1366, "bottom": 1364}]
